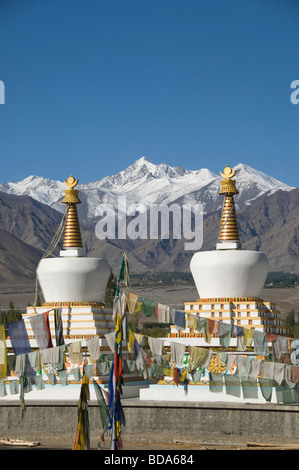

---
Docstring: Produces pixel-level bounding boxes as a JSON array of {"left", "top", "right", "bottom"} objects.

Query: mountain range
[
  {"left": 0, "top": 157, "right": 298, "bottom": 283},
  {"left": 0, "top": 157, "right": 293, "bottom": 222}
]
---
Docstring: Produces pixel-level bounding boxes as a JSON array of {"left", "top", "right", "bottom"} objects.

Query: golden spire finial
[
  {"left": 219, "top": 164, "right": 238, "bottom": 196},
  {"left": 62, "top": 174, "right": 81, "bottom": 204},
  {"left": 220, "top": 165, "right": 236, "bottom": 180},
  {"left": 64, "top": 175, "right": 79, "bottom": 189}
]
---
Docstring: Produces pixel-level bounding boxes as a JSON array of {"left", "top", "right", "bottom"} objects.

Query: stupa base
[
  {"left": 23, "top": 305, "right": 115, "bottom": 341},
  {"left": 0, "top": 377, "right": 151, "bottom": 402},
  {"left": 139, "top": 379, "right": 298, "bottom": 405}
]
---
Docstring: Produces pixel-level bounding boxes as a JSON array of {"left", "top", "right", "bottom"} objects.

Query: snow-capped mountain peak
[
  {"left": 82, "top": 156, "right": 194, "bottom": 191},
  {"left": 0, "top": 175, "right": 65, "bottom": 207},
  {"left": 234, "top": 163, "right": 290, "bottom": 189}
]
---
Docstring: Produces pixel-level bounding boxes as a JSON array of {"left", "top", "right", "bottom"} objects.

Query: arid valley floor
[{"left": 0, "top": 281, "right": 298, "bottom": 319}]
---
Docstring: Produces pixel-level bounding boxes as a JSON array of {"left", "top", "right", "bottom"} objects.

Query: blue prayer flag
[{"left": 7, "top": 320, "right": 31, "bottom": 356}]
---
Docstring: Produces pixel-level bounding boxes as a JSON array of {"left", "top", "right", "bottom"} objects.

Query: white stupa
[
  {"left": 184, "top": 164, "right": 287, "bottom": 339},
  {"left": 24, "top": 174, "right": 113, "bottom": 340},
  {"left": 20, "top": 174, "right": 149, "bottom": 399},
  {"left": 36, "top": 174, "right": 111, "bottom": 305},
  {"left": 140, "top": 165, "right": 290, "bottom": 403},
  {"left": 190, "top": 164, "right": 269, "bottom": 299}
]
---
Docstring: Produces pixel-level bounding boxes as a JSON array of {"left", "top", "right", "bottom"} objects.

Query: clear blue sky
[{"left": 0, "top": 0, "right": 298, "bottom": 186}]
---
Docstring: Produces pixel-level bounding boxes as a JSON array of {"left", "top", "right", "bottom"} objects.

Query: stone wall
[{"left": 0, "top": 398, "right": 298, "bottom": 445}]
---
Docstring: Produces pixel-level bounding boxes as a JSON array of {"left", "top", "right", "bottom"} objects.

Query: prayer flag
[
  {"left": 174, "top": 310, "right": 185, "bottom": 329},
  {"left": 0, "top": 324, "right": 7, "bottom": 380},
  {"left": 253, "top": 330, "right": 269, "bottom": 356},
  {"left": 67, "top": 341, "right": 83, "bottom": 365},
  {"left": 170, "top": 341, "right": 185, "bottom": 365},
  {"left": 148, "top": 336, "right": 163, "bottom": 357},
  {"left": 92, "top": 379, "right": 109, "bottom": 432},
  {"left": 218, "top": 322, "right": 232, "bottom": 349},
  {"left": 108, "top": 357, "right": 125, "bottom": 450},
  {"left": 118, "top": 253, "right": 130, "bottom": 287},
  {"left": 86, "top": 337, "right": 101, "bottom": 362},
  {"left": 7, "top": 320, "right": 31, "bottom": 356},
  {"left": 54, "top": 308, "right": 64, "bottom": 346},
  {"left": 157, "top": 303, "right": 170, "bottom": 323},
  {"left": 188, "top": 346, "right": 208, "bottom": 374},
  {"left": 134, "top": 301, "right": 143, "bottom": 312},
  {"left": 126, "top": 292, "right": 138, "bottom": 314},
  {"left": 186, "top": 313, "right": 197, "bottom": 330},
  {"left": 142, "top": 298, "right": 156, "bottom": 317},
  {"left": 73, "top": 373, "right": 90, "bottom": 450},
  {"left": 29, "top": 311, "right": 53, "bottom": 350},
  {"left": 43, "top": 311, "right": 53, "bottom": 348}
]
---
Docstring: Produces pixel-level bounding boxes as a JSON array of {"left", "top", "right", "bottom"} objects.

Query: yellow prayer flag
[
  {"left": 243, "top": 327, "right": 253, "bottom": 347},
  {"left": 180, "top": 369, "right": 187, "bottom": 383},
  {"left": 115, "top": 314, "right": 122, "bottom": 344},
  {"left": 163, "top": 367, "right": 175, "bottom": 377},
  {"left": 186, "top": 313, "right": 197, "bottom": 330},
  {"left": 134, "top": 301, "right": 143, "bottom": 313},
  {"left": 128, "top": 330, "right": 135, "bottom": 353},
  {"left": 126, "top": 292, "right": 139, "bottom": 314},
  {"left": 0, "top": 324, "right": 7, "bottom": 381}
]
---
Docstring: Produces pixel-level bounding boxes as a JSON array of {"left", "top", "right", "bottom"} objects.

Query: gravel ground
[{"left": 1, "top": 434, "right": 299, "bottom": 451}]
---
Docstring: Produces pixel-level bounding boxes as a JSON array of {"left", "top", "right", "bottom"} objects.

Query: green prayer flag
[
  {"left": 142, "top": 298, "right": 156, "bottom": 317},
  {"left": 92, "top": 379, "right": 109, "bottom": 431}
]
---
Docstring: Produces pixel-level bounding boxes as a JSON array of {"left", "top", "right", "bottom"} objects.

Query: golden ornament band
[
  {"left": 62, "top": 175, "right": 83, "bottom": 249},
  {"left": 218, "top": 166, "right": 240, "bottom": 243}
]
